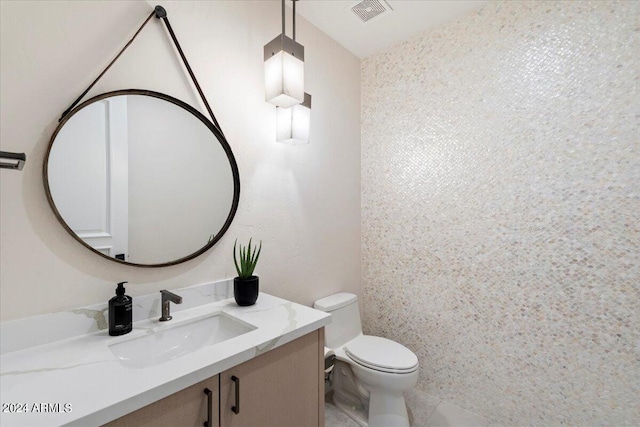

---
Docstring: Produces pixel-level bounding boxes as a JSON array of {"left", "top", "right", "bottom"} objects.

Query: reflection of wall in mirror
[{"left": 127, "top": 95, "right": 234, "bottom": 264}]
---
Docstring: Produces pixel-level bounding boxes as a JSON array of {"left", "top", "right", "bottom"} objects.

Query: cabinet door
[
  {"left": 103, "top": 376, "right": 219, "bottom": 427},
  {"left": 220, "top": 329, "right": 324, "bottom": 427}
]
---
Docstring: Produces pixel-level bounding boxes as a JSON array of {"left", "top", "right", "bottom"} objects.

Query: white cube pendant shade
[
  {"left": 276, "top": 93, "right": 311, "bottom": 145},
  {"left": 264, "top": 34, "right": 305, "bottom": 108}
]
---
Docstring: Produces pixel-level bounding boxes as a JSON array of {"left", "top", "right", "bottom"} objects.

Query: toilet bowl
[{"left": 314, "top": 293, "right": 418, "bottom": 427}]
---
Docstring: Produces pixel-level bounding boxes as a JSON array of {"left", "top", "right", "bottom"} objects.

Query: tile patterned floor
[{"left": 325, "top": 389, "right": 491, "bottom": 427}]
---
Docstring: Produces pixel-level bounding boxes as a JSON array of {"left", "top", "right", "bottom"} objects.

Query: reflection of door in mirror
[{"left": 48, "top": 98, "right": 129, "bottom": 259}]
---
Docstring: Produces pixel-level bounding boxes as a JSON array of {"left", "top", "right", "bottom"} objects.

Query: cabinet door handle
[
  {"left": 231, "top": 375, "right": 240, "bottom": 414},
  {"left": 203, "top": 388, "right": 213, "bottom": 427}
]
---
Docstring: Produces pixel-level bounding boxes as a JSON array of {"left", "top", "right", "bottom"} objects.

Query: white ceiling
[{"left": 294, "top": 0, "right": 488, "bottom": 58}]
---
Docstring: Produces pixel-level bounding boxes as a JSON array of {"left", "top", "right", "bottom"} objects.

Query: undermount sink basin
[{"left": 108, "top": 313, "right": 255, "bottom": 369}]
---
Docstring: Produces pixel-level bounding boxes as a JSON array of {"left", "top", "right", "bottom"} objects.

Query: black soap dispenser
[{"left": 109, "top": 282, "right": 133, "bottom": 336}]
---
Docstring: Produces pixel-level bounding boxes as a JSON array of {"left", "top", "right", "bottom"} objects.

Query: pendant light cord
[
  {"left": 57, "top": 6, "right": 224, "bottom": 137},
  {"left": 282, "top": 0, "right": 285, "bottom": 37},
  {"left": 282, "top": 0, "right": 297, "bottom": 41}
]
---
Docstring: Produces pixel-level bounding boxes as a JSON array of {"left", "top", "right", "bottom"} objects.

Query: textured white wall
[
  {"left": 0, "top": 1, "right": 361, "bottom": 320},
  {"left": 362, "top": 1, "right": 639, "bottom": 425}
]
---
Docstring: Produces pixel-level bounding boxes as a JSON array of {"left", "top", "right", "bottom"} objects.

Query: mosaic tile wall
[{"left": 361, "top": 1, "right": 639, "bottom": 425}]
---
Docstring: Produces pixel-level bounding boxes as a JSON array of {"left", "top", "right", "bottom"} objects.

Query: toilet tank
[{"left": 314, "top": 293, "right": 362, "bottom": 349}]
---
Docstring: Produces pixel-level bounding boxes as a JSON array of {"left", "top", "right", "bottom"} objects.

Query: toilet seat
[{"left": 345, "top": 336, "right": 418, "bottom": 374}]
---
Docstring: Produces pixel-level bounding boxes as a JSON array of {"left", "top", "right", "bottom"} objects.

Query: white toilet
[{"left": 314, "top": 293, "right": 418, "bottom": 427}]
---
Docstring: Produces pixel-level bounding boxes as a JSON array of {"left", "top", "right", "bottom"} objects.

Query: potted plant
[{"left": 233, "top": 238, "right": 262, "bottom": 306}]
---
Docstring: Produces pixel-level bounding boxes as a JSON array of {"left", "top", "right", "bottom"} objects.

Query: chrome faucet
[{"left": 159, "top": 290, "right": 182, "bottom": 321}]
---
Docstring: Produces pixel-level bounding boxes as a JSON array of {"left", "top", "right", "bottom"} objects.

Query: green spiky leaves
[{"left": 233, "top": 238, "right": 262, "bottom": 279}]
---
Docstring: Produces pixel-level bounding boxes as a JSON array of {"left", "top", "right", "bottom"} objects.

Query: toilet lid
[{"left": 345, "top": 336, "right": 418, "bottom": 373}]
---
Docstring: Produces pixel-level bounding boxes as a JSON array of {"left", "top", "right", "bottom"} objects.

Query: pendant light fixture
[
  {"left": 276, "top": 92, "right": 311, "bottom": 145},
  {"left": 264, "top": 0, "right": 305, "bottom": 108}
]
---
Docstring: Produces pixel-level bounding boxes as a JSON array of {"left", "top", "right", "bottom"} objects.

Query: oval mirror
[{"left": 44, "top": 90, "right": 240, "bottom": 267}]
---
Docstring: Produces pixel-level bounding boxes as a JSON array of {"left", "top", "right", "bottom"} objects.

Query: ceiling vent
[{"left": 349, "top": 0, "right": 393, "bottom": 24}]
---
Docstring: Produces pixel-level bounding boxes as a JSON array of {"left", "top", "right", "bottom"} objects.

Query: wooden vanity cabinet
[
  {"left": 103, "top": 376, "right": 219, "bottom": 427},
  {"left": 220, "top": 329, "right": 324, "bottom": 427},
  {"left": 103, "top": 329, "right": 324, "bottom": 427}
]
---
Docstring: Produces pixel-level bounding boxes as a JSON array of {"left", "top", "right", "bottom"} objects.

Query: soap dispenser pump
[{"left": 109, "top": 282, "right": 132, "bottom": 336}]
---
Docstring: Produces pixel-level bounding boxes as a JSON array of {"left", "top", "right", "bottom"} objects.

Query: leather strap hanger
[{"left": 58, "top": 5, "right": 224, "bottom": 137}]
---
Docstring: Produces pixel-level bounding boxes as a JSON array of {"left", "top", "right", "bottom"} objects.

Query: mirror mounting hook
[{"left": 154, "top": 5, "right": 167, "bottom": 19}]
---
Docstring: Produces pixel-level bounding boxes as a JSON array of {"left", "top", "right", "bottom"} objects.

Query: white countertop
[{"left": 0, "top": 293, "right": 330, "bottom": 427}]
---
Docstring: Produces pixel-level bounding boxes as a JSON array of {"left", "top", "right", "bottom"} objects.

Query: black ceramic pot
[{"left": 234, "top": 276, "right": 259, "bottom": 306}]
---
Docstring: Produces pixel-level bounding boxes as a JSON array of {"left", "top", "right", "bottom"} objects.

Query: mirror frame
[{"left": 43, "top": 89, "right": 240, "bottom": 268}]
